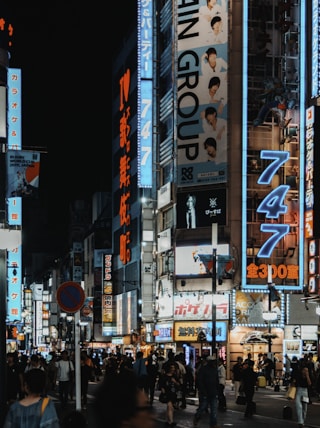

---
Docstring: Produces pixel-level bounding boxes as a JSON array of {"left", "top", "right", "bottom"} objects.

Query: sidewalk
[
  {"left": 151, "top": 380, "right": 320, "bottom": 428},
  {"left": 52, "top": 380, "right": 320, "bottom": 428}
]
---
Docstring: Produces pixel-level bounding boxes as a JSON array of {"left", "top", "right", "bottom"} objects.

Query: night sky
[{"left": 4, "top": 2, "right": 136, "bottom": 256}]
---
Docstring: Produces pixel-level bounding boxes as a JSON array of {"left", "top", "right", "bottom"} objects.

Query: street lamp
[
  {"left": 211, "top": 223, "right": 218, "bottom": 359},
  {"left": 212, "top": 248, "right": 217, "bottom": 359},
  {"left": 262, "top": 265, "right": 279, "bottom": 353}
]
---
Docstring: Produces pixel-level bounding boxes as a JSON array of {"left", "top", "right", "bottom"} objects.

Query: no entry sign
[{"left": 56, "top": 281, "right": 85, "bottom": 313}]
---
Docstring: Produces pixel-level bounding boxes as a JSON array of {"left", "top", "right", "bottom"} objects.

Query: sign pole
[
  {"left": 56, "top": 282, "right": 85, "bottom": 412},
  {"left": 74, "top": 310, "right": 81, "bottom": 411},
  {"left": 212, "top": 224, "right": 217, "bottom": 359}
]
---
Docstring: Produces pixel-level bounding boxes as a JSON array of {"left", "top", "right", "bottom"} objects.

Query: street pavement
[{"left": 51, "top": 380, "right": 320, "bottom": 428}]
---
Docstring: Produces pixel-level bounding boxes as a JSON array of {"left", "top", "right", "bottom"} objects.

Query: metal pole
[
  {"left": 267, "top": 265, "right": 272, "bottom": 354},
  {"left": 268, "top": 291, "right": 272, "bottom": 353},
  {"left": 74, "top": 311, "right": 81, "bottom": 411},
  {"left": 212, "top": 248, "right": 217, "bottom": 358}
]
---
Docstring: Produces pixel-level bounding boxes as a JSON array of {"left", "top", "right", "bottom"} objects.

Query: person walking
[
  {"left": 93, "top": 366, "right": 155, "bottom": 428},
  {"left": 47, "top": 352, "right": 58, "bottom": 392},
  {"left": 80, "top": 354, "right": 92, "bottom": 410},
  {"left": 3, "top": 368, "right": 60, "bottom": 428},
  {"left": 292, "top": 358, "right": 312, "bottom": 428},
  {"left": 146, "top": 351, "right": 159, "bottom": 406},
  {"left": 231, "top": 356, "right": 243, "bottom": 400},
  {"left": 241, "top": 359, "right": 258, "bottom": 418},
  {"left": 217, "top": 358, "right": 227, "bottom": 411},
  {"left": 175, "top": 353, "right": 187, "bottom": 409},
  {"left": 193, "top": 355, "right": 220, "bottom": 428},
  {"left": 261, "top": 353, "right": 273, "bottom": 386},
  {"left": 159, "top": 362, "right": 181, "bottom": 427},
  {"left": 133, "top": 351, "right": 149, "bottom": 397},
  {"left": 56, "top": 350, "right": 74, "bottom": 409},
  {"left": 6, "top": 352, "right": 21, "bottom": 408}
]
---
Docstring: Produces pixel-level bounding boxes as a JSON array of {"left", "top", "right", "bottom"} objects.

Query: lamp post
[
  {"left": 262, "top": 265, "right": 278, "bottom": 354},
  {"left": 212, "top": 248, "right": 217, "bottom": 359},
  {"left": 211, "top": 221, "right": 218, "bottom": 359}
]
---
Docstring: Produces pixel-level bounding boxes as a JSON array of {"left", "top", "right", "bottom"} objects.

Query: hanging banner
[{"left": 6, "top": 150, "right": 40, "bottom": 198}]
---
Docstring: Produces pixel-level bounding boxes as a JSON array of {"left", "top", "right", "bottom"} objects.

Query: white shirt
[
  {"left": 201, "top": 59, "right": 228, "bottom": 80},
  {"left": 198, "top": 1, "right": 227, "bottom": 44},
  {"left": 56, "top": 359, "right": 74, "bottom": 381}
]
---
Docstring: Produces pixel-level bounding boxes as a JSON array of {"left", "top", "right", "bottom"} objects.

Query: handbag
[
  {"left": 159, "top": 392, "right": 168, "bottom": 403},
  {"left": 236, "top": 395, "right": 247, "bottom": 405},
  {"left": 286, "top": 385, "right": 296, "bottom": 400}
]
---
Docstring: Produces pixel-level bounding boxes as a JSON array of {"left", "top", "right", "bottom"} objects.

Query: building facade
[{"left": 111, "top": 0, "right": 320, "bottom": 372}]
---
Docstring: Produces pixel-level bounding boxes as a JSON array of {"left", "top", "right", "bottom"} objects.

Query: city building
[
  {"left": 111, "top": 0, "right": 320, "bottom": 375},
  {"left": 1, "top": 6, "right": 320, "bottom": 415}
]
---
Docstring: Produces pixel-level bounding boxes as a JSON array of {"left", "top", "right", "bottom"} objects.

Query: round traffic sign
[{"left": 56, "top": 281, "right": 85, "bottom": 313}]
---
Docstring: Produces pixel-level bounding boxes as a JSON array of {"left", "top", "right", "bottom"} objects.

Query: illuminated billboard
[
  {"left": 177, "top": 188, "right": 226, "bottom": 228},
  {"left": 137, "top": 0, "right": 153, "bottom": 187},
  {"left": 176, "top": 0, "right": 229, "bottom": 186},
  {"left": 174, "top": 320, "right": 227, "bottom": 342},
  {"left": 241, "top": 1, "right": 305, "bottom": 290},
  {"left": 232, "top": 290, "right": 284, "bottom": 328},
  {"left": 175, "top": 243, "right": 230, "bottom": 279}
]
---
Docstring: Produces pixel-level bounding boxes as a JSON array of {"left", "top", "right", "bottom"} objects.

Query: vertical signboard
[
  {"left": 241, "top": 1, "right": 305, "bottom": 290},
  {"left": 7, "top": 245, "right": 22, "bottom": 322},
  {"left": 137, "top": 0, "right": 153, "bottom": 188},
  {"left": 311, "top": 0, "right": 319, "bottom": 98},
  {"left": 305, "top": 106, "right": 314, "bottom": 240},
  {"left": 118, "top": 69, "right": 132, "bottom": 266},
  {"left": 7, "top": 68, "right": 21, "bottom": 150},
  {"left": 176, "top": 1, "right": 229, "bottom": 186},
  {"left": 102, "top": 253, "right": 114, "bottom": 336}
]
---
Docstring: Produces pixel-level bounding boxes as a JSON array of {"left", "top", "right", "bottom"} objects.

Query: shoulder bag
[
  {"left": 41, "top": 397, "right": 50, "bottom": 416},
  {"left": 286, "top": 385, "right": 296, "bottom": 400}
]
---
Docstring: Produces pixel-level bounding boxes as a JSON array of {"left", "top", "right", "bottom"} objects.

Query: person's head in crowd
[
  {"left": 60, "top": 350, "right": 69, "bottom": 360},
  {"left": 23, "top": 369, "right": 46, "bottom": 395},
  {"left": 93, "top": 367, "right": 155, "bottom": 428}
]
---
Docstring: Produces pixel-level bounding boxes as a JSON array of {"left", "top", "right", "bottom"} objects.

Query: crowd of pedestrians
[
  {"left": 230, "top": 351, "right": 320, "bottom": 427},
  {"left": 5, "top": 346, "right": 320, "bottom": 428}
]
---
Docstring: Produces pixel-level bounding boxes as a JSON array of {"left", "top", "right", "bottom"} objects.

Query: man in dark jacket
[
  {"left": 242, "top": 360, "right": 258, "bottom": 418},
  {"left": 193, "top": 356, "right": 220, "bottom": 428}
]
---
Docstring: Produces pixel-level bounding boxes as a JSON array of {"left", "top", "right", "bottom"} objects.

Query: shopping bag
[{"left": 286, "top": 385, "right": 296, "bottom": 400}]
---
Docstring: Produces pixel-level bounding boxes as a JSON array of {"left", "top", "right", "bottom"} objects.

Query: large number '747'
[{"left": 256, "top": 150, "right": 290, "bottom": 258}]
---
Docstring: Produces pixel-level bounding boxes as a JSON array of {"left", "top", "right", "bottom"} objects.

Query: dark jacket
[
  {"left": 242, "top": 365, "right": 258, "bottom": 391},
  {"left": 232, "top": 361, "right": 243, "bottom": 382},
  {"left": 196, "top": 360, "right": 219, "bottom": 398}
]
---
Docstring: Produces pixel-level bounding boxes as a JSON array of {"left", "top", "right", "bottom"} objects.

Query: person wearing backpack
[{"left": 3, "top": 369, "right": 59, "bottom": 428}]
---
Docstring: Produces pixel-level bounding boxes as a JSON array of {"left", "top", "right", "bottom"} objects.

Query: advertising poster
[
  {"left": 177, "top": 0, "right": 229, "bottom": 186},
  {"left": 6, "top": 150, "right": 40, "bottom": 197},
  {"left": 233, "top": 290, "right": 283, "bottom": 327},
  {"left": 177, "top": 188, "right": 227, "bottom": 228}
]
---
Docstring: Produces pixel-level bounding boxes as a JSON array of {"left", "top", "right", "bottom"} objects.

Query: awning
[{"left": 240, "top": 330, "right": 268, "bottom": 345}]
